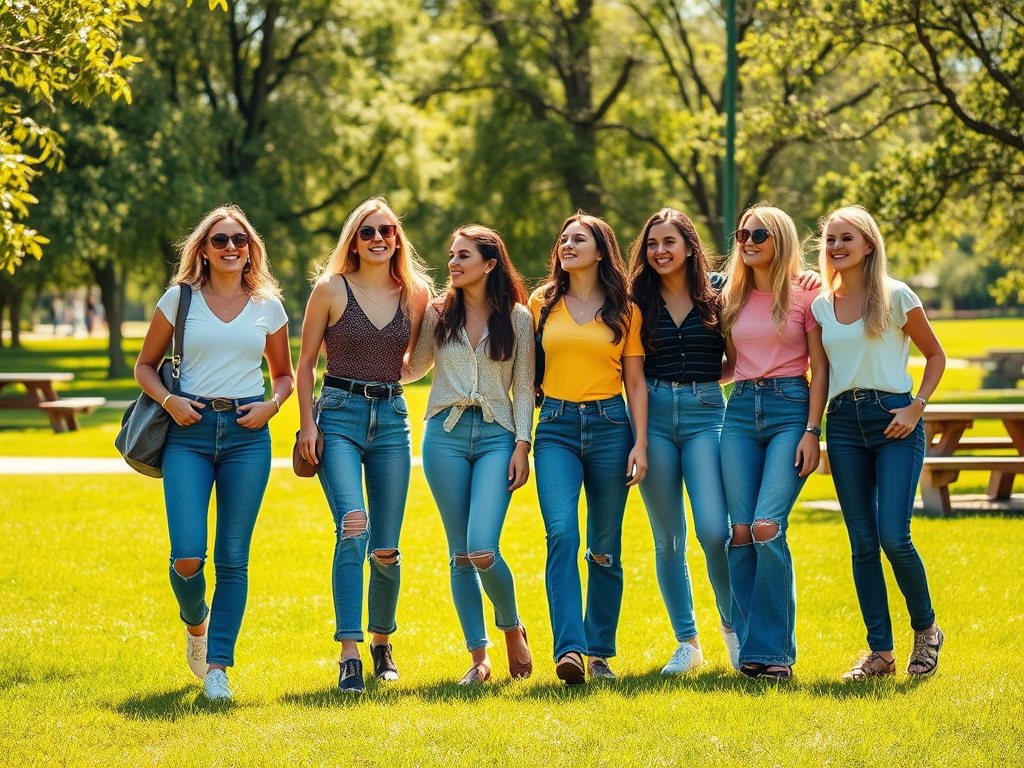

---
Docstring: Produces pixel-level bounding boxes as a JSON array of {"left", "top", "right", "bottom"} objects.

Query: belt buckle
[
  {"left": 364, "top": 384, "right": 386, "bottom": 400},
  {"left": 211, "top": 398, "right": 234, "bottom": 411}
]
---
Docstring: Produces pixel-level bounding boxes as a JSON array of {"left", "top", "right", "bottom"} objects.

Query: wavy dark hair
[
  {"left": 536, "top": 212, "right": 631, "bottom": 344},
  {"left": 433, "top": 224, "right": 528, "bottom": 362},
  {"left": 627, "top": 208, "right": 720, "bottom": 353}
]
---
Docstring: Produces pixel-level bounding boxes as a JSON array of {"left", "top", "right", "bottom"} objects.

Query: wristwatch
[
  {"left": 805, "top": 425, "right": 822, "bottom": 437},
  {"left": 915, "top": 396, "right": 928, "bottom": 407}
]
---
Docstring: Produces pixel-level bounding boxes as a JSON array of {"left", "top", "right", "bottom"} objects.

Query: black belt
[{"left": 323, "top": 375, "right": 403, "bottom": 399}]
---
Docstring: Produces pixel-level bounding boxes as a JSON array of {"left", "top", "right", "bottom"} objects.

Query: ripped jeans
[
  {"left": 422, "top": 407, "right": 521, "bottom": 650},
  {"left": 316, "top": 384, "right": 412, "bottom": 642},
  {"left": 720, "top": 378, "right": 810, "bottom": 667},
  {"left": 163, "top": 394, "right": 271, "bottom": 668},
  {"left": 534, "top": 395, "right": 634, "bottom": 660}
]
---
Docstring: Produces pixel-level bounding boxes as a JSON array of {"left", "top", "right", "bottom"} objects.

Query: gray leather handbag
[{"left": 114, "top": 284, "right": 192, "bottom": 477}]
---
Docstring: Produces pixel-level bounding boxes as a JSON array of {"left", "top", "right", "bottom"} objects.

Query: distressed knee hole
[
  {"left": 468, "top": 551, "right": 495, "bottom": 570},
  {"left": 752, "top": 520, "right": 780, "bottom": 542},
  {"left": 341, "top": 510, "right": 368, "bottom": 538},
  {"left": 371, "top": 548, "right": 400, "bottom": 566},
  {"left": 586, "top": 550, "right": 613, "bottom": 567},
  {"left": 172, "top": 558, "right": 203, "bottom": 578},
  {"left": 452, "top": 552, "right": 472, "bottom": 568},
  {"left": 730, "top": 524, "right": 753, "bottom": 547}
]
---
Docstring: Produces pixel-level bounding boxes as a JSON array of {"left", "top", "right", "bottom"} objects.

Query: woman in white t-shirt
[
  {"left": 134, "top": 205, "right": 294, "bottom": 701},
  {"left": 812, "top": 205, "right": 946, "bottom": 681}
]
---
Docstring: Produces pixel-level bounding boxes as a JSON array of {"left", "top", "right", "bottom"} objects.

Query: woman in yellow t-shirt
[{"left": 529, "top": 212, "right": 648, "bottom": 685}]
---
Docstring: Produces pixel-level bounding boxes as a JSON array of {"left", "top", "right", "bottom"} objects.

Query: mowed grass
[{"left": 2, "top": 466, "right": 1023, "bottom": 767}]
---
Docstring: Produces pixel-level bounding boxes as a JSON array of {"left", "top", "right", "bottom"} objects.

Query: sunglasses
[
  {"left": 733, "top": 228, "right": 772, "bottom": 245},
  {"left": 358, "top": 224, "right": 398, "bottom": 241},
  {"left": 208, "top": 232, "right": 250, "bottom": 249}
]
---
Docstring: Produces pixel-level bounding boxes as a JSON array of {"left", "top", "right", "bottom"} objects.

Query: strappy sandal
[
  {"left": 842, "top": 651, "right": 896, "bottom": 682},
  {"left": 907, "top": 626, "right": 944, "bottom": 677},
  {"left": 760, "top": 665, "right": 793, "bottom": 681},
  {"left": 739, "top": 662, "right": 766, "bottom": 678},
  {"left": 458, "top": 662, "right": 491, "bottom": 685},
  {"left": 506, "top": 624, "right": 532, "bottom": 680},
  {"left": 555, "top": 651, "right": 586, "bottom": 685},
  {"left": 587, "top": 657, "right": 615, "bottom": 680}
]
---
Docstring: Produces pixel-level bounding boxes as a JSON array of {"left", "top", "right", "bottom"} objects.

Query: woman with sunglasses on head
[
  {"left": 812, "top": 205, "right": 945, "bottom": 681},
  {"left": 296, "top": 197, "right": 431, "bottom": 694},
  {"left": 718, "top": 204, "right": 828, "bottom": 681},
  {"left": 530, "top": 212, "right": 647, "bottom": 685},
  {"left": 626, "top": 208, "right": 739, "bottom": 674},
  {"left": 402, "top": 225, "right": 534, "bottom": 685},
  {"left": 134, "top": 205, "right": 294, "bottom": 701}
]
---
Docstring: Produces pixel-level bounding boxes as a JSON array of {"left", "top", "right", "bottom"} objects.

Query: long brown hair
[
  {"left": 627, "top": 208, "right": 720, "bottom": 352},
  {"left": 433, "top": 225, "right": 528, "bottom": 362},
  {"left": 316, "top": 196, "right": 431, "bottom": 314},
  {"left": 536, "top": 212, "right": 631, "bottom": 344},
  {"left": 171, "top": 204, "right": 281, "bottom": 300}
]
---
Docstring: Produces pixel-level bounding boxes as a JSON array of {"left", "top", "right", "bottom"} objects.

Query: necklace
[
  {"left": 203, "top": 289, "right": 247, "bottom": 314},
  {"left": 348, "top": 278, "right": 381, "bottom": 306}
]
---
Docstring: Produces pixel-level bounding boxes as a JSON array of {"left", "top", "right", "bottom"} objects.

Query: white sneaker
[
  {"left": 186, "top": 623, "right": 209, "bottom": 680},
  {"left": 721, "top": 625, "right": 740, "bottom": 671},
  {"left": 203, "top": 668, "right": 232, "bottom": 700},
  {"left": 661, "top": 642, "right": 704, "bottom": 674}
]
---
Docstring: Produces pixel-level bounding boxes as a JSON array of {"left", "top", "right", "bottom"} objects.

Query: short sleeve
[
  {"left": 155, "top": 286, "right": 181, "bottom": 325},
  {"left": 810, "top": 294, "right": 828, "bottom": 327},
  {"left": 890, "top": 281, "right": 923, "bottom": 328},
  {"left": 265, "top": 297, "right": 288, "bottom": 332},
  {"left": 800, "top": 292, "right": 820, "bottom": 331},
  {"left": 528, "top": 289, "right": 545, "bottom": 329},
  {"left": 623, "top": 303, "right": 645, "bottom": 357}
]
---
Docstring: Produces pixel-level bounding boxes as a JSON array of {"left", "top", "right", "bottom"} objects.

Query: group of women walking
[{"left": 134, "top": 197, "right": 946, "bottom": 700}]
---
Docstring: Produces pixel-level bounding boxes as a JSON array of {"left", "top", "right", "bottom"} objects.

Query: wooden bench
[
  {"left": 920, "top": 456, "right": 1024, "bottom": 516},
  {"left": 37, "top": 397, "right": 107, "bottom": 433},
  {"left": 816, "top": 436, "right": 1016, "bottom": 476}
]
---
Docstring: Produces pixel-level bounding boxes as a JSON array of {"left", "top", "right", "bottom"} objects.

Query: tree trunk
[
  {"left": 0, "top": 287, "right": 7, "bottom": 350},
  {"left": 8, "top": 285, "right": 23, "bottom": 348},
  {"left": 562, "top": 127, "right": 604, "bottom": 216},
  {"left": 92, "top": 260, "right": 127, "bottom": 378}
]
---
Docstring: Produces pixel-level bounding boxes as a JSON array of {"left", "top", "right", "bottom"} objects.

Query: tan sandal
[
  {"left": 458, "top": 662, "right": 491, "bottom": 685},
  {"left": 505, "top": 624, "right": 532, "bottom": 679},
  {"left": 907, "top": 626, "right": 944, "bottom": 677},
  {"left": 842, "top": 651, "right": 896, "bottom": 682}
]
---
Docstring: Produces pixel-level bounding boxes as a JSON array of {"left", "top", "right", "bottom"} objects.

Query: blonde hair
[
  {"left": 171, "top": 204, "right": 281, "bottom": 300},
  {"left": 818, "top": 205, "right": 891, "bottom": 337},
  {"left": 317, "top": 196, "right": 431, "bottom": 314},
  {"left": 720, "top": 204, "right": 803, "bottom": 336}
]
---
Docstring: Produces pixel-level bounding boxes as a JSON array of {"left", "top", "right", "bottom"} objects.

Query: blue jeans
[
  {"left": 316, "top": 384, "right": 411, "bottom": 642},
  {"left": 639, "top": 378, "right": 732, "bottom": 641},
  {"left": 825, "top": 389, "right": 935, "bottom": 651},
  {"left": 534, "top": 395, "right": 634, "bottom": 660},
  {"left": 422, "top": 407, "right": 521, "bottom": 650},
  {"left": 162, "top": 394, "right": 271, "bottom": 668},
  {"left": 720, "top": 377, "right": 810, "bottom": 666}
]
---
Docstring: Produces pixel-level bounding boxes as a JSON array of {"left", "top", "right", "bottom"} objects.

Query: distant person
[
  {"left": 295, "top": 197, "right": 431, "bottom": 694},
  {"left": 86, "top": 296, "right": 98, "bottom": 335},
  {"left": 403, "top": 225, "right": 534, "bottom": 684},
  {"left": 134, "top": 204, "right": 294, "bottom": 701},
  {"left": 530, "top": 212, "right": 648, "bottom": 685},
  {"left": 719, "top": 204, "right": 828, "bottom": 681},
  {"left": 813, "top": 205, "right": 946, "bottom": 680}
]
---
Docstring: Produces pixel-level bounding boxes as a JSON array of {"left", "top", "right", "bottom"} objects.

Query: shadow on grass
[{"left": 115, "top": 686, "right": 239, "bottom": 720}]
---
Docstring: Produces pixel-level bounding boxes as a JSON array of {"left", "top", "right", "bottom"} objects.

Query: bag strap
[
  {"left": 533, "top": 303, "right": 551, "bottom": 399},
  {"left": 170, "top": 284, "right": 193, "bottom": 388}
]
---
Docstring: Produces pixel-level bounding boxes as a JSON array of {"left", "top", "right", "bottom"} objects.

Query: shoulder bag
[
  {"left": 534, "top": 303, "right": 551, "bottom": 407},
  {"left": 114, "top": 284, "right": 192, "bottom": 477}
]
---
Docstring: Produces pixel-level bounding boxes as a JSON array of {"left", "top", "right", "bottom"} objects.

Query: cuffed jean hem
[
  {"left": 466, "top": 639, "right": 492, "bottom": 652},
  {"left": 910, "top": 612, "right": 937, "bottom": 633},
  {"left": 334, "top": 630, "right": 365, "bottom": 642},
  {"left": 675, "top": 630, "right": 699, "bottom": 643},
  {"left": 206, "top": 655, "right": 235, "bottom": 668},
  {"left": 739, "top": 654, "right": 794, "bottom": 666},
  {"left": 367, "top": 623, "right": 398, "bottom": 636},
  {"left": 495, "top": 619, "right": 521, "bottom": 632},
  {"left": 181, "top": 609, "right": 209, "bottom": 628}
]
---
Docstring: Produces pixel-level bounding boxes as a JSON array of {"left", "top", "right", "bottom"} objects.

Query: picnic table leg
[
  {"left": 919, "top": 469, "right": 956, "bottom": 517},
  {"left": 27, "top": 382, "right": 68, "bottom": 433},
  {"left": 926, "top": 420, "right": 971, "bottom": 456},
  {"left": 989, "top": 419, "right": 1024, "bottom": 501}
]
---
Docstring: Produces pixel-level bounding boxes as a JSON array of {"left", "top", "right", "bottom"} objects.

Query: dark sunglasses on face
[
  {"left": 734, "top": 228, "right": 772, "bottom": 245},
  {"left": 208, "top": 232, "right": 250, "bottom": 249},
  {"left": 358, "top": 224, "right": 398, "bottom": 241}
]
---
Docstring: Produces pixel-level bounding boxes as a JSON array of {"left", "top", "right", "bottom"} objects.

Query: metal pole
[{"left": 721, "top": 0, "right": 737, "bottom": 255}]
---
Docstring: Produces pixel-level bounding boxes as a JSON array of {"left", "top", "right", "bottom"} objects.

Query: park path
[{"left": 0, "top": 456, "right": 423, "bottom": 475}]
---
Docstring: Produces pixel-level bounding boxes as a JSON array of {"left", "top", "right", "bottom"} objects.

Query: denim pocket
[
  {"left": 695, "top": 385, "right": 725, "bottom": 408},
  {"left": 600, "top": 401, "right": 630, "bottom": 426},
  {"left": 390, "top": 395, "right": 409, "bottom": 417},
  {"left": 826, "top": 398, "right": 842, "bottom": 415},
  {"left": 778, "top": 383, "right": 810, "bottom": 404},
  {"left": 538, "top": 405, "right": 560, "bottom": 423},
  {"left": 319, "top": 389, "right": 352, "bottom": 411},
  {"left": 876, "top": 392, "right": 911, "bottom": 415}
]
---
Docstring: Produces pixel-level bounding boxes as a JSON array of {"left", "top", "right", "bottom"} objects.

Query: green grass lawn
[{"left": 1, "top": 321, "right": 1023, "bottom": 766}]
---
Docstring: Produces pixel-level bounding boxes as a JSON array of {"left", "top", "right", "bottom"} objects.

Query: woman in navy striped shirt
[{"left": 627, "top": 209, "right": 738, "bottom": 674}]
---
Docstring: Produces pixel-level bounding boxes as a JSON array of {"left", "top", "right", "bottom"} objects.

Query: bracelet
[
  {"left": 272, "top": 394, "right": 281, "bottom": 412},
  {"left": 162, "top": 393, "right": 173, "bottom": 407},
  {"left": 915, "top": 396, "right": 928, "bottom": 407}
]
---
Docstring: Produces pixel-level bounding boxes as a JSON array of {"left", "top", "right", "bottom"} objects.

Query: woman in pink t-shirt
[{"left": 718, "top": 204, "right": 829, "bottom": 680}]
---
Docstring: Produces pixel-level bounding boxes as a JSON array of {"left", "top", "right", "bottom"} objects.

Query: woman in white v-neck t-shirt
[{"left": 135, "top": 205, "right": 294, "bottom": 701}]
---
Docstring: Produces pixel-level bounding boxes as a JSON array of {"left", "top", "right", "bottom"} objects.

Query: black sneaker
[
  {"left": 370, "top": 642, "right": 399, "bottom": 681},
  {"left": 338, "top": 658, "right": 365, "bottom": 693}
]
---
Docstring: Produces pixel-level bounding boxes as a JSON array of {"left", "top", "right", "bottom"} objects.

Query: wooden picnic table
[
  {"left": 920, "top": 404, "right": 1024, "bottom": 516},
  {"left": 0, "top": 372, "right": 105, "bottom": 432},
  {"left": 968, "top": 348, "right": 1024, "bottom": 388}
]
